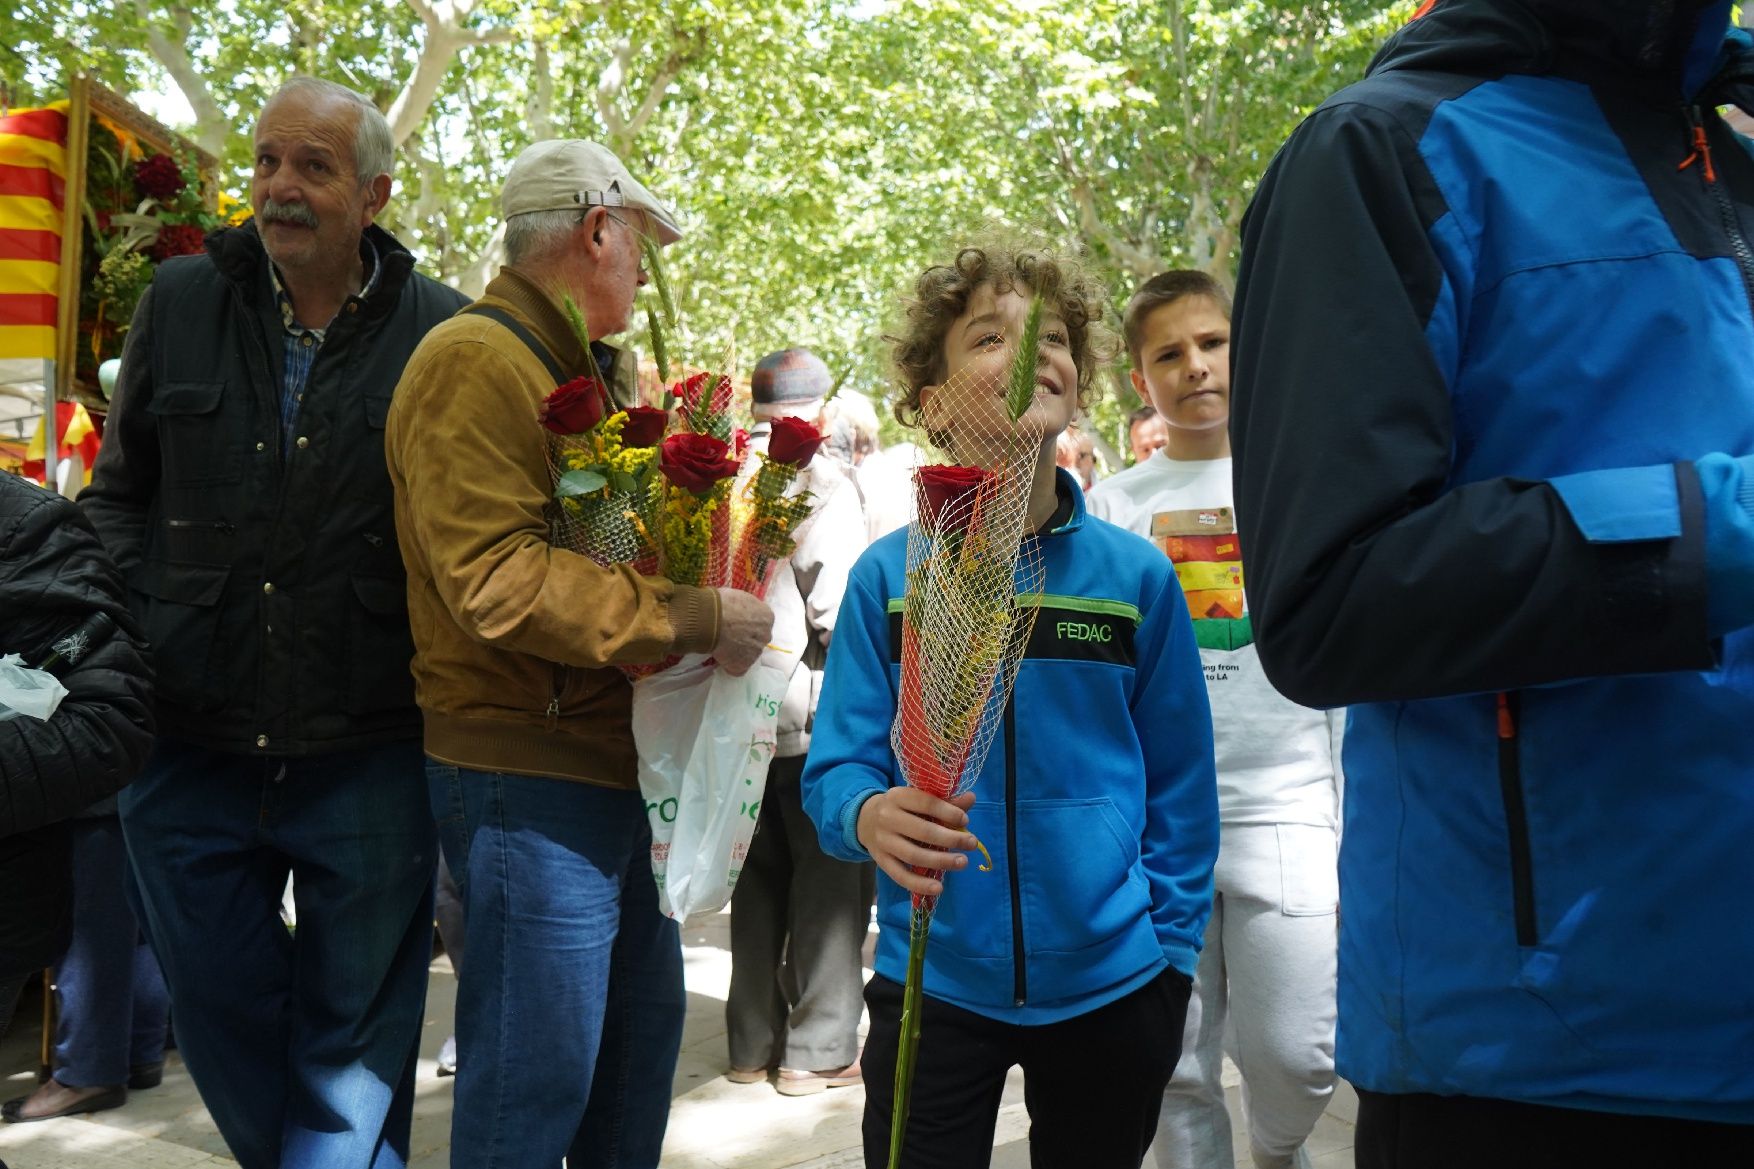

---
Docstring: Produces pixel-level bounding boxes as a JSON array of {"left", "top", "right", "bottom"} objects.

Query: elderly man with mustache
[{"left": 81, "top": 76, "right": 465, "bottom": 1169}]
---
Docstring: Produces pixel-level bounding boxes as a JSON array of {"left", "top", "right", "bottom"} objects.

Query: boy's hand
[{"left": 857, "top": 789, "right": 979, "bottom": 898}]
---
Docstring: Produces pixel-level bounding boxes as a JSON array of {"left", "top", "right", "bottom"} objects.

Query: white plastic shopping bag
[
  {"left": 0, "top": 653, "right": 68, "bottom": 722},
  {"left": 631, "top": 653, "right": 788, "bottom": 920}
]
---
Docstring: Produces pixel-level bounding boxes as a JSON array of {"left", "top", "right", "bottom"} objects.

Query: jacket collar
[
  {"left": 1370, "top": 0, "right": 1737, "bottom": 104},
  {"left": 1042, "top": 467, "right": 1085, "bottom": 537},
  {"left": 205, "top": 219, "right": 416, "bottom": 322},
  {"left": 485, "top": 266, "right": 619, "bottom": 381}
]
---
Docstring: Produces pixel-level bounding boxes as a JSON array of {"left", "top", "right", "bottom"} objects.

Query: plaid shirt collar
[{"left": 267, "top": 233, "right": 382, "bottom": 341}]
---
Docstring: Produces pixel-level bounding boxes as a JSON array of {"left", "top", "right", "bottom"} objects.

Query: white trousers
[{"left": 1153, "top": 822, "right": 1338, "bottom": 1169}]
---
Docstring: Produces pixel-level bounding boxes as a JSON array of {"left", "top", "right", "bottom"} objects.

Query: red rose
[
  {"left": 767, "top": 416, "right": 826, "bottom": 468},
  {"left": 733, "top": 427, "right": 750, "bottom": 460},
  {"left": 673, "top": 371, "right": 712, "bottom": 412},
  {"left": 916, "top": 464, "right": 991, "bottom": 534},
  {"left": 660, "top": 432, "right": 740, "bottom": 494},
  {"left": 150, "top": 223, "right": 207, "bottom": 262},
  {"left": 540, "top": 377, "right": 610, "bottom": 434},
  {"left": 133, "top": 153, "right": 186, "bottom": 202},
  {"left": 620, "top": 405, "right": 669, "bottom": 448}
]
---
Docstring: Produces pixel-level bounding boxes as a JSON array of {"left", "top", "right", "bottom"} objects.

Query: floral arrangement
[
  {"left": 534, "top": 236, "right": 833, "bottom": 923},
  {"left": 77, "top": 119, "right": 221, "bottom": 383}
]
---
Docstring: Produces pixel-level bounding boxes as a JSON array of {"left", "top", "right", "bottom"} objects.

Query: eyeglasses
[{"left": 594, "top": 209, "right": 649, "bottom": 274}]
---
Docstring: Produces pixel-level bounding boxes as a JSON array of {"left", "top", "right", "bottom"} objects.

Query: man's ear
[
  {"left": 361, "top": 173, "right": 392, "bottom": 225},
  {"left": 1129, "top": 367, "right": 1154, "bottom": 410},
  {"left": 582, "top": 206, "right": 611, "bottom": 251}
]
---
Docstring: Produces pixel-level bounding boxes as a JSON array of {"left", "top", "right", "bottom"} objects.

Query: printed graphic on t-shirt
[{"left": 1150, "top": 507, "right": 1251, "bottom": 650}]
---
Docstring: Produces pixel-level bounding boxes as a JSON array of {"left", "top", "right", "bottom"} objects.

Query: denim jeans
[
  {"left": 429, "top": 762, "right": 686, "bottom": 1169},
  {"left": 119, "top": 739, "right": 435, "bottom": 1169},
  {"left": 53, "top": 816, "right": 169, "bottom": 1087}
]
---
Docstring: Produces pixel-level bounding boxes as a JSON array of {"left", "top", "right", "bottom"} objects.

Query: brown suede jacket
[{"left": 386, "top": 268, "right": 719, "bottom": 787}]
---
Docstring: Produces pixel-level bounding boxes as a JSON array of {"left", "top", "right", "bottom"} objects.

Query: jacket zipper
[
  {"left": 546, "top": 663, "right": 566, "bottom": 731},
  {"left": 1496, "top": 691, "right": 1537, "bottom": 947},
  {"left": 1683, "top": 104, "right": 1754, "bottom": 321},
  {"left": 166, "top": 519, "right": 236, "bottom": 533},
  {"left": 1004, "top": 689, "right": 1026, "bottom": 1006}
]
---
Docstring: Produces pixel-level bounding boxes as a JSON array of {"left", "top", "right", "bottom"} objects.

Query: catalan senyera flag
[
  {"left": 22, "top": 400, "right": 100, "bottom": 485},
  {"left": 0, "top": 103, "right": 69, "bottom": 362}
]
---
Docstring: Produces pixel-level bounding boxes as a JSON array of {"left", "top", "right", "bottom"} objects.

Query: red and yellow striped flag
[{"left": 0, "top": 103, "right": 69, "bottom": 361}]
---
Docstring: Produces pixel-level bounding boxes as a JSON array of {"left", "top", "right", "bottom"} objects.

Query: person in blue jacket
[
  {"left": 1231, "top": 1, "right": 1754, "bottom": 1164},
  {"left": 802, "top": 240, "right": 1219, "bottom": 1169}
]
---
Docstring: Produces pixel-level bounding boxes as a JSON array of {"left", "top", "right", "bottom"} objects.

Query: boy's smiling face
[{"left": 921, "top": 283, "right": 1078, "bottom": 454}]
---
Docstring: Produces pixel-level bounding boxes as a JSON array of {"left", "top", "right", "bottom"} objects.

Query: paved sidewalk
[{"left": 0, "top": 910, "right": 1355, "bottom": 1168}]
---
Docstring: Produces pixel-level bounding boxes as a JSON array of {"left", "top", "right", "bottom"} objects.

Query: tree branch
[
  {"left": 130, "top": 0, "right": 228, "bottom": 157},
  {"left": 527, "top": 40, "right": 555, "bottom": 141},
  {"left": 621, "top": 50, "right": 682, "bottom": 146},
  {"left": 384, "top": 0, "right": 518, "bottom": 146},
  {"left": 596, "top": 38, "right": 633, "bottom": 144}
]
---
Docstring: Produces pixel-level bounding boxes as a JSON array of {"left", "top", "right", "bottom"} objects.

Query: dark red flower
[
  {"left": 916, "top": 464, "right": 991, "bottom": 534},
  {"left": 540, "top": 376, "right": 609, "bottom": 434},
  {"left": 149, "top": 223, "right": 207, "bottom": 262},
  {"left": 133, "top": 153, "right": 186, "bottom": 202},
  {"left": 673, "top": 371, "right": 712, "bottom": 413},
  {"left": 767, "top": 416, "right": 826, "bottom": 468},
  {"left": 733, "top": 427, "right": 750, "bottom": 461},
  {"left": 660, "top": 432, "right": 740, "bottom": 494},
  {"left": 620, "top": 405, "right": 669, "bottom": 448}
]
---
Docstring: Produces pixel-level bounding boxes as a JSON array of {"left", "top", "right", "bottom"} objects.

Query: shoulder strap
[{"left": 461, "top": 304, "right": 569, "bottom": 385}]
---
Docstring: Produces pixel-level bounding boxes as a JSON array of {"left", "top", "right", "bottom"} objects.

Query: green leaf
[
  {"left": 642, "top": 234, "right": 679, "bottom": 331},
  {"left": 1005, "top": 292, "right": 1044, "bottom": 423},
  {"left": 647, "top": 306, "right": 671, "bottom": 383},
  {"left": 556, "top": 469, "right": 608, "bottom": 497},
  {"left": 608, "top": 469, "right": 639, "bottom": 494}
]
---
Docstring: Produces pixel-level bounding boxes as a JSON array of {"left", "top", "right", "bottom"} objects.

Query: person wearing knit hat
[
  {"left": 751, "top": 348, "right": 834, "bottom": 419},
  {"left": 726, "top": 348, "right": 874, "bottom": 1096}
]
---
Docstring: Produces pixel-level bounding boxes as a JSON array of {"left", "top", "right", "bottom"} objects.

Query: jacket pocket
[
  {"left": 1276, "top": 823, "right": 1339, "bottom": 916},
  {"left": 363, "top": 394, "right": 392, "bottom": 429},
  {"left": 148, "top": 381, "right": 240, "bottom": 486},
  {"left": 131, "top": 560, "right": 230, "bottom": 712},
  {"left": 345, "top": 573, "right": 416, "bottom": 716},
  {"left": 1017, "top": 797, "right": 1152, "bottom": 956}
]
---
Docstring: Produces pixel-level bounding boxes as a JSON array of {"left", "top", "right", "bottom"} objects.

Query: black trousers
[
  {"left": 1356, "top": 1089, "right": 1754, "bottom": 1169},
  {"left": 862, "top": 966, "right": 1191, "bottom": 1169}
]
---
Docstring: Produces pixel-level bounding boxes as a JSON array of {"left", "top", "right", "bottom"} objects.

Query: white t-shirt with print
[{"left": 1088, "top": 453, "right": 1341, "bottom": 828}]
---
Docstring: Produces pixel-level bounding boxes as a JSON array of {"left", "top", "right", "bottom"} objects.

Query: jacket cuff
[
  {"left": 666, "top": 585, "right": 720, "bottom": 656},
  {"left": 838, "top": 787, "right": 883, "bottom": 858}
]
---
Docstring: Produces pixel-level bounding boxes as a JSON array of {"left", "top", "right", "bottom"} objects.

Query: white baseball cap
[{"left": 500, "top": 139, "right": 682, "bottom": 245}]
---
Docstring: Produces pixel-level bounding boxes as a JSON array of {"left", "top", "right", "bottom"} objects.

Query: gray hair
[
  {"left": 263, "top": 76, "right": 395, "bottom": 187},
  {"left": 504, "top": 208, "right": 582, "bottom": 265}
]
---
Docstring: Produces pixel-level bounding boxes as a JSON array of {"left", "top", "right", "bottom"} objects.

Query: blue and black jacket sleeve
[{"left": 1231, "top": 102, "right": 1719, "bottom": 707}]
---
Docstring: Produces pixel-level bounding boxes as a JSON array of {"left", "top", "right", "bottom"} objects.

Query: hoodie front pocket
[{"left": 1016, "top": 797, "right": 1151, "bottom": 956}]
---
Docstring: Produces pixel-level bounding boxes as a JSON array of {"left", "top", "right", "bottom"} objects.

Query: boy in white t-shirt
[{"left": 1088, "top": 271, "right": 1340, "bottom": 1169}]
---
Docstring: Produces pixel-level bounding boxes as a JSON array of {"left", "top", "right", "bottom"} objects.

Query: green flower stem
[{"left": 889, "top": 902, "right": 934, "bottom": 1169}]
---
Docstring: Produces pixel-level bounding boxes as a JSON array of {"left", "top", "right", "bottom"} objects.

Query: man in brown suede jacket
[{"left": 385, "top": 139, "right": 772, "bottom": 1168}]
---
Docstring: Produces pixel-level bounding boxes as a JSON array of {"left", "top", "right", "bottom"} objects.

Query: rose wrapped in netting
[
  {"left": 884, "top": 294, "right": 1051, "bottom": 1168},
  {"left": 541, "top": 367, "right": 666, "bottom": 581},
  {"left": 731, "top": 415, "right": 828, "bottom": 598}
]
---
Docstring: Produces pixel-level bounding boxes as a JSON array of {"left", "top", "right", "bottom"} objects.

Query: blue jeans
[
  {"left": 119, "top": 739, "right": 435, "bottom": 1169},
  {"left": 429, "top": 762, "right": 685, "bottom": 1169},
  {"left": 54, "top": 816, "right": 169, "bottom": 1087}
]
